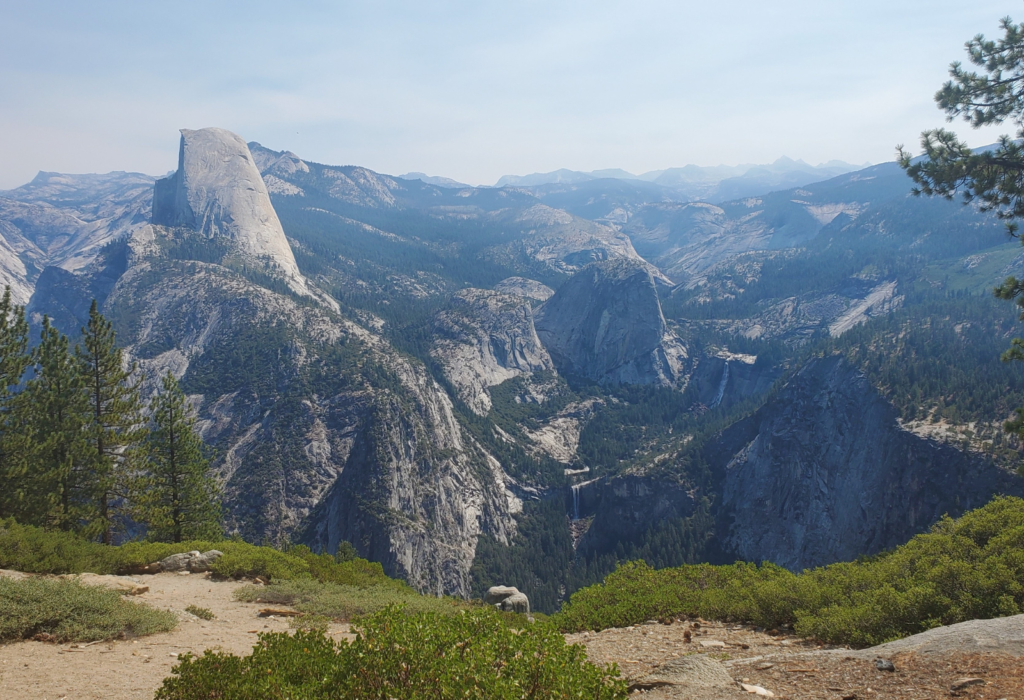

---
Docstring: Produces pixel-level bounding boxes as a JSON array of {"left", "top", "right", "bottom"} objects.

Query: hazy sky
[{"left": 0, "top": 1, "right": 1019, "bottom": 188}]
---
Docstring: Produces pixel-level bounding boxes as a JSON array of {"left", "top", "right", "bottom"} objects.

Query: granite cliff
[
  {"left": 431, "top": 288, "right": 553, "bottom": 415},
  {"left": 534, "top": 258, "right": 688, "bottom": 387},
  {"left": 152, "top": 128, "right": 315, "bottom": 300},
  {"left": 715, "top": 355, "right": 1022, "bottom": 569}
]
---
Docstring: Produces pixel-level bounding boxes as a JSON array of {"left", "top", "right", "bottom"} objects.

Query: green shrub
[
  {"left": 185, "top": 605, "right": 215, "bottom": 620},
  {"left": 289, "top": 614, "right": 330, "bottom": 633},
  {"left": 155, "top": 606, "right": 626, "bottom": 700},
  {"left": 235, "top": 579, "right": 467, "bottom": 621},
  {"left": 0, "top": 577, "right": 177, "bottom": 642},
  {"left": 0, "top": 519, "right": 116, "bottom": 574},
  {"left": 553, "top": 496, "right": 1024, "bottom": 647},
  {"left": 0, "top": 519, "right": 398, "bottom": 587}
]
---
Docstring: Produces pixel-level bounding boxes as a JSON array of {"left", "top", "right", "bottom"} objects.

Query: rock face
[
  {"left": 534, "top": 258, "right": 688, "bottom": 387},
  {"left": 300, "top": 351, "right": 522, "bottom": 597},
  {"left": 716, "top": 355, "right": 1022, "bottom": 570},
  {"left": 492, "top": 204, "right": 671, "bottom": 278},
  {"left": 492, "top": 277, "right": 554, "bottom": 303},
  {"left": 152, "top": 128, "right": 310, "bottom": 296},
  {"left": 431, "top": 289, "right": 554, "bottom": 415}
]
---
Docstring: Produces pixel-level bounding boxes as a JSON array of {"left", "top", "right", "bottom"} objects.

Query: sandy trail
[{"left": 0, "top": 572, "right": 351, "bottom": 700}]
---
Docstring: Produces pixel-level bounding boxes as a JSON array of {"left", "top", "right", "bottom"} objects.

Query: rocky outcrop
[
  {"left": 534, "top": 258, "right": 688, "bottom": 387},
  {"left": 300, "top": 354, "right": 521, "bottom": 597},
  {"left": 157, "top": 550, "right": 224, "bottom": 573},
  {"left": 715, "top": 355, "right": 1022, "bottom": 570},
  {"left": 487, "top": 204, "right": 671, "bottom": 278},
  {"left": 493, "top": 277, "right": 554, "bottom": 303},
  {"left": 152, "top": 128, "right": 313, "bottom": 299},
  {"left": 485, "top": 585, "right": 530, "bottom": 613},
  {"left": 431, "top": 289, "right": 553, "bottom": 415},
  {"left": 689, "top": 351, "right": 779, "bottom": 411},
  {"left": 524, "top": 398, "right": 602, "bottom": 463}
]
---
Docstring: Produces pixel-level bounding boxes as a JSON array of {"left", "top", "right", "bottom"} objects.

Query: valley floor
[{"left": 2, "top": 571, "right": 1023, "bottom": 699}]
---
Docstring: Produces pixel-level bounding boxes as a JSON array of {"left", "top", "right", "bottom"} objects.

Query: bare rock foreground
[{"left": 3, "top": 570, "right": 1024, "bottom": 699}]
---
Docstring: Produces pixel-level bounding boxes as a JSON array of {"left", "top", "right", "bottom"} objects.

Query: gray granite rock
[{"left": 534, "top": 258, "right": 688, "bottom": 387}]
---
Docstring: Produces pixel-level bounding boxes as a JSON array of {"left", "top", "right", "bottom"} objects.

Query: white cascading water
[
  {"left": 710, "top": 360, "right": 730, "bottom": 409},
  {"left": 571, "top": 483, "right": 581, "bottom": 520}
]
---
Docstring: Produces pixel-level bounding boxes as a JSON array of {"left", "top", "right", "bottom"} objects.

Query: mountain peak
[{"left": 152, "top": 127, "right": 311, "bottom": 296}]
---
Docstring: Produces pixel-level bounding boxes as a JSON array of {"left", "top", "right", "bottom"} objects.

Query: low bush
[
  {"left": 235, "top": 578, "right": 468, "bottom": 621},
  {"left": 553, "top": 496, "right": 1024, "bottom": 647},
  {"left": 0, "top": 519, "right": 388, "bottom": 586},
  {"left": 185, "top": 605, "right": 215, "bottom": 620},
  {"left": 155, "top": 606, "right": 626, "bottom": 700},
  {"left": 0, "top": 577, "right": 177, "bottom": 642}
]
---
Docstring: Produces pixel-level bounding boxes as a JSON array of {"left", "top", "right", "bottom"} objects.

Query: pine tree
[
  {"left": 0, "top": 287, "right": 32, "bottom": 520},
  {"left": 76, "top": 300, "right": 147, "bottom": 544},
  {"left": 141, "top": 371, "right": 221, "bottom": 543},
  {"left": 27, "top": 317, "right": 95, "bottom": 532}
]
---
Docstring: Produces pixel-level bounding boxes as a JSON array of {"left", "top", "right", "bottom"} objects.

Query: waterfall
[
  {"left": 571, "top": 483, "right": 581, "bottom": 521},
  {"left": 710, "top": 361, "right": 729, "bottom": 409}
]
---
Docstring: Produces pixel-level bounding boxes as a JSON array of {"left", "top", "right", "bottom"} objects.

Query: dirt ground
[
  {"left": 3, "top": 574, "right": 1023, "bottom": 699},
  {"left": 569, "top": 618, "right": 1024, "bottom": 698},
  {"left": 0, "top": 572, "right": 352, "bottom": 700}
]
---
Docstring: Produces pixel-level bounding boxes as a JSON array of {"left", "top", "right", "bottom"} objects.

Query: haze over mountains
[
  {"left": 1, "top": 127, "right": 1020, "bottom": 611},
  {"left": 491, "top": 156, "right": 869, "bottom": 200}
]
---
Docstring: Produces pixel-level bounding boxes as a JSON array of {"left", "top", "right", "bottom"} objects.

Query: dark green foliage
[
  {"left": 181, "top": 322, "right": 293, "bottom": 400},
  {"left": 234, "top": 577, "right": 463, "bottom": 621},
  {"left": 164, "top": 232, "right": 232, "bottom": 264},
  {"left": 140, "top": 372, "right": 222, "bottom": 543},
  {"left": 155, "top": 606, "right": 626, "bottom": 700},
  {"left": 471, "top": 494, "right": 719, "bottom": 615},
  {"left": 826, "top": 292, "right": 1024, "bottom": 427},
  {"left": 0, "top": 576, "right": 177, "bottom": 642},
  {"left": 0, "top": 288, "right": 32, "bottom": 521},
  {"left": 26, "top": 318, "right": 96, "bottom": 533},
  {"left": 0, "top": 518, "right": 405, "bottom": 586},
  {"left": 470, "top": 499, "right": 576, "bottom": 614},
  {"left": 554, "top": 496, "right": 1024, "bottom": 647},
  {"left": 76, "top": 300, "right": 147, "bottom": 544}
]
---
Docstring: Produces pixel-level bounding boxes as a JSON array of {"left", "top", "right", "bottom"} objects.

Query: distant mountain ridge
[{"left": 493, "top": 157, "right": 870, "bottom": 201}]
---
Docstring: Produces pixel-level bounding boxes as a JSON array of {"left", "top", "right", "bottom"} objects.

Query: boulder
[
  {"left": 189, "top": 550, "right": 224, "bottom": 573},
  {"left": 158, "top": 551, "right": 202, "bottom": 572},
  {"left": 157, "top": 550, "right": 224, "bottom": 573},
  {"left": 485, "top": 585, "right": 520, "bottom": 605},
  {"left": 499, "top": 592, "right": 530, "bottom": 614}
]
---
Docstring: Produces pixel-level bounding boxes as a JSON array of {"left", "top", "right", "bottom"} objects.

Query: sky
[{"left": 0, "top": 0, "right": 1019, "bottom": 189}]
